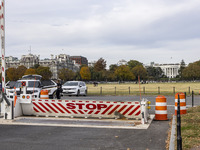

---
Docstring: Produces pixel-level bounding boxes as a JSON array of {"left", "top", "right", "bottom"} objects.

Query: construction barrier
[
  {"left": 175, "top": 92, "right": 186, "bottom": 115},
  {"left": 40, "top": 90, "right": 49, "bottom": 99},
  {"left": 155, "top": 95, "right": 168, "bottom": 120}
]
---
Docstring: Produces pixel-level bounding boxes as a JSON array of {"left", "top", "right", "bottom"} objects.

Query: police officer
[{"left": 56, "top": 79, "right": 62, "bottom": 99}]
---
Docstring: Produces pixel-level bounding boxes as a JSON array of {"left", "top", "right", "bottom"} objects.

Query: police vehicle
[{"left": 6, "top": 75, "right": 57, "bottom": 99}]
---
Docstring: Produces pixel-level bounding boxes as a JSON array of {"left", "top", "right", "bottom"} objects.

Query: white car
[{"left": 62, "top": 81, "right": 87, "bottom": 96}]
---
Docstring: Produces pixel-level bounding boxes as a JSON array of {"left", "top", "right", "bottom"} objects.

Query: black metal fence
[{"left": 87, "top": 86, "right": 199, "bottom": 96}]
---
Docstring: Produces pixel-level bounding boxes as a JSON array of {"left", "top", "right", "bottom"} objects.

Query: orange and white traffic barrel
[
  {"left": 175, "top": 92, "right": 186, "bottom": 115},
  {"left": 40, "top": 90, "right": 49, "bottom": 99},
  {"left": 155, "top": 95, "right": 168, "bottom": 120}
]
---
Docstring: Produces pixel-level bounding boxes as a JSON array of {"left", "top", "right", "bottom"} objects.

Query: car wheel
[
  {"left": 76, "top": 90, "right": 80, "bottom": 97},
  {"left": 84, "top": 90, "right": 87, "bottom": 96},
  {"left": 50, "top": 91, "right": 57, "bottom": 99}
]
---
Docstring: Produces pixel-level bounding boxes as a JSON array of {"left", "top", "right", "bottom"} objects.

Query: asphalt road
[
  {"left": 0, "top": 121, "right": 169, "bottom": 150},
  {"left": 0, "top": 95, "right": 199, "bottom": 150}
]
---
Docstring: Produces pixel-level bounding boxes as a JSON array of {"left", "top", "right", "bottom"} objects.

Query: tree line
[
  {"left": 3, "top": 58, "right": 200, "bottom": 82},
  {"left": 78, "top": 58, "right": 165, "bottom": 82},
  {"left": 4, "top": 65, "right": 52, "bottom": 81},
  {"left": 78, "top": 58, "right": 200, "bottom": 82}
]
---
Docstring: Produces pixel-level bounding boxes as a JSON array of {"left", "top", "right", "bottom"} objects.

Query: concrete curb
[{"left": 169, "top": 115, "right": 176, "bottom": 150}]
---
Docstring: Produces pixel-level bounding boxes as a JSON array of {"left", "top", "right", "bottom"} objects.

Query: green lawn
[
  {"left": 180, "top": 106, "right": 200, "bottom": 149},
  {"left": 87, "top": 82, "right": 200, "bottom": 96}
]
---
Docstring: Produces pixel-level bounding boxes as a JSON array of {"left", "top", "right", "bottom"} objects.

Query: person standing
[{"left": 56, "top": 79, "right": 62, "bottom": 99}]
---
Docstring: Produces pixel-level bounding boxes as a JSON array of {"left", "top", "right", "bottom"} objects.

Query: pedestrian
[{"left": 56, "top": 79, "right": 62, "bottom": 99}]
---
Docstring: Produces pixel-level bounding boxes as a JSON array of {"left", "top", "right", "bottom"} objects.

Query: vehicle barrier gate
[{"left": 8, "top": 94, "right": 150, "bottom": 124}]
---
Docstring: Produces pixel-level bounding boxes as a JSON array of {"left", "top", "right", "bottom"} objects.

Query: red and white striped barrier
[{"left": 21, "top": 99, "right": 142, "bottom": 119}]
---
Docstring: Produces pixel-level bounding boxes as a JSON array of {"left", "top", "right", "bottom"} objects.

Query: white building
[
  {"left": 117, "top": 59, "right": 127, "bottom": 66},
  {"left": 153, "top": 63, "right": 181, "bottom": 78}
]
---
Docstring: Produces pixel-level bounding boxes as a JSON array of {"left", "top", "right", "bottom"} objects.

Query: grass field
[
  {"left": 87, "top": 82, "right": 200, "bottom": 96},
  {"left": 178, "top": 106, "right": 200, "bottom": 150}
]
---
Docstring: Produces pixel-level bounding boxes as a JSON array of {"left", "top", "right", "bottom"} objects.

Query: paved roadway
[{"left": 0, "top": 95, "right": 199, "bottom": 150}]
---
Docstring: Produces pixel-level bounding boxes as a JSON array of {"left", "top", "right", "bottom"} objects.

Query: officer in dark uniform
[{"left": 56, "top": 79, "right": 62, "bottom": 99}]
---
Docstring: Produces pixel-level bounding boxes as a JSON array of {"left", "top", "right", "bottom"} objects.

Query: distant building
[
  {"left": 5, "top": 56, "right": 18, "bottom": 62},
  {"left": 1, "top": 53, "right": 82, "bottom": 79},
  {"left": 40, "top": 54, "right": 79, "bottom": 79},
  {"left": 88, "top": 61, "right": 96, "bottom": 67},
  {"left": 117, "top": 59, "right": 127, "bottom": 66},
  {"left": 20, "top": 54, "right": 40, "bottom": 68},
  {"left": 4, "top": 54, "right": 40, "bottom": 69},
  {"left": 152, "top": 63, "right": 181, "bottom": 78},
  {"left": 70, "top": 56, "right": 88, "bottom": 66}
]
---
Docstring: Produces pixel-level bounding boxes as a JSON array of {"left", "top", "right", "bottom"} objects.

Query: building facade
[
  {"left": 5, "top": 54, "right": 40, "bottom": 69},
  {"left": 70, "top": 56, "right": 88, "bottom": 66},
  {"left": 117, "top": 59, "right": 127, "bottom": 66},
  {"left": 1, "top": 53, "right": 81, "bottom": 79},
  {"left": 40, "top": 54, "right": 79, "bottom": 79},
  {"left": 152, "top": 63, "right": 181, "bottom": 78}
]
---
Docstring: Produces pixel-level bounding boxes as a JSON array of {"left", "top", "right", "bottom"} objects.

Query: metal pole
[
  {"left": 188, "top": 87, "right": 190, "bottom": 94},
  {"left": 177, "top": 94, "right": 182, "bottom": 150},
  {"left": 192, "top": 91, "right": 194, "bottom": 107},
  {"left": 0, "top": 0, "right": 9, "bottom": 118},
  {"left": 184, "top": 92, "right": 187, "bottom": 106},
  {"left": 1, "top": 0, "right": 6, "bottom": 95},
  {"left": 173, "top": 87, "right": 175, "bottom": 94},
  {"left": 1, "top": 1, "right": 12, "bottom": 120}
]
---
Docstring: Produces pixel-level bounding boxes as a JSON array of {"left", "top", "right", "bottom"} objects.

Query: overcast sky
[{"left": 4, "top": 0, "right": 200, "bottom": 66}]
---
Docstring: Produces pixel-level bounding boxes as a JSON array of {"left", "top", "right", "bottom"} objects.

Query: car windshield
[
  {"left": 28, "top": 81, "right": 40, "bottom": 87},
  {"left": 6, "top": 81, "right": 16, "bottom": 88},
  {"left": 14, "top": 81, "right": 40, "bottom": 88},
  {"left": 63, "top": 82, "right": 78, "bottom": 86},
  {"left": 14, "top": 82, "right": 23, "bottom": 88}
]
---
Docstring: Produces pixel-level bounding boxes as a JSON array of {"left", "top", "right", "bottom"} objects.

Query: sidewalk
[{"left": 0, "top": 115, "right": 154, "bottom": 129}]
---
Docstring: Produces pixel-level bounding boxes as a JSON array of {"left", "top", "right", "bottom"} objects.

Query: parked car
[
  {"left": 62, "top": 81, "right": 87, "bottom": 96},
  {"left": 6, "top": 75, "right": 57, "bottom": 99}
]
